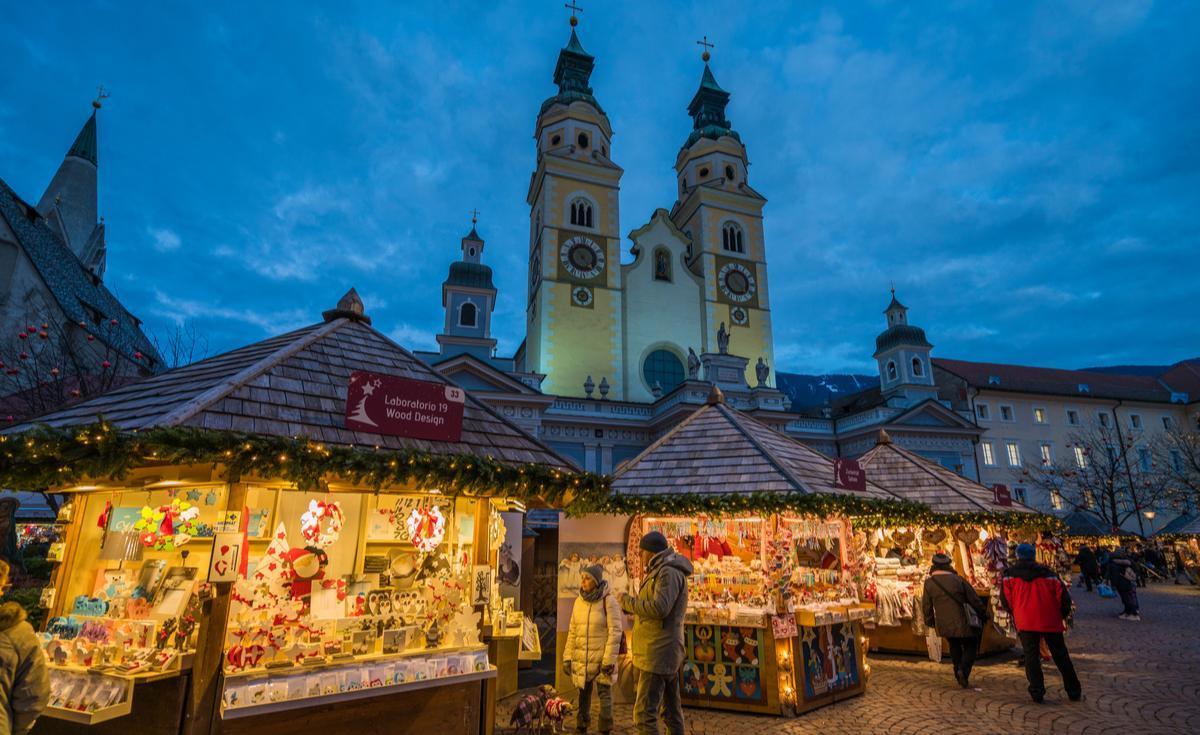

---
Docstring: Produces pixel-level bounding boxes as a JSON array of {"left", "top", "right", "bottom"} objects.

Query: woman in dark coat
[
  {"left": 922, "top": 553, "right": 989, "bottom": 688},
  {"left": 1073, "top": 545, "right": 1101, "bottom": 592}
]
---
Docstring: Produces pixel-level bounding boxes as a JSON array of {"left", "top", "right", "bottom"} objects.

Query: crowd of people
[{"left": 1072, "top": 541, "right": 1198, "bottom": 622}]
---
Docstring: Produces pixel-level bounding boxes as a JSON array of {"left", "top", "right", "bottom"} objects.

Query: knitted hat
[
  {"left": 930, "top": 552, "right": 954, "bottom": 571},
  {"left": 639, "top": 531, "right": 669, "bottom": 553},
  {"left": 1016, "top": 543, "right": 1036, "bottom": 560},
  {"left": 581, "top": 563, "right": 604, "bottom": 585}
]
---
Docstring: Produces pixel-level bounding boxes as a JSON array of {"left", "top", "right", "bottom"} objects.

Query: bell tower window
[
  {"left": 911, "top": 357, "right": 924, "bottom": 377},
  {"left": 886, "top": 360, "right": 898, "bottom": 381},
  {"left": 721, "top": 222, "right": 744, "bottom": 253},
  {"left": 570, "top": 198, "right": 594, "bottom": 228},
  {"left": 458, "top": 301, "right": 478, "bottom": 328},
  {"left": 577, "top": 132, "right": 590, "bottom": 149}
]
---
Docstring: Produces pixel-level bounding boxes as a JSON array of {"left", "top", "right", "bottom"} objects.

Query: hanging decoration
[
  {"left": 133, "top": 497, "right": 200, "bottom": 550},
  {"left": 406, "top": 506, "right": 446, "bottom": 552},
  {"left": 299, "top": 499, "right": 343, "bottom": 548}
]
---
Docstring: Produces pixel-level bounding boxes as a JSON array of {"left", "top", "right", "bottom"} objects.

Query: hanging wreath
[
  {"left": 133, "top": 497, "right": 201, "bottom": 550},
  {"left": 300, "top": 500, "right": 343, "bottom": 548},
  {"left": 405, "top": 506, "right": 446, "bottom": 552}
]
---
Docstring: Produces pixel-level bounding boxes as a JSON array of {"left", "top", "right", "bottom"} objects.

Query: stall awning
[
  {"left": 611, "top": 387, "right": 899, "bottom": 500},
  {"left": 857, "top": 430, "right": 1038, "bottom": 514}
]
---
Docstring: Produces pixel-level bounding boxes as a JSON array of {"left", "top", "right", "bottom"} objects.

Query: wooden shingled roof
[
  {"left": 856, "top": 430, "right": 1036, "bottom": 514},
  {"left": 11, "top": 291, "right": 575, "bottom": 470},
  {"left": 611, "top": 389, "right": 900, "bottom": 500}
]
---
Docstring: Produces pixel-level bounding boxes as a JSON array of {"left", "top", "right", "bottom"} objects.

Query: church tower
[
  {"left": 525, "top": 13, "right": 625, "bottom": 399},
  {"left": 36, "top": 97, "right": 107, "bottom": 279},
  {"left": 669, "top": 45, "right": 774, "bottom": 387},
  {"left": 435, "top": 218, "right": 497, "bottom": 362},
  {"left": 873, "top": 290, "right": 938, "bottom": 407}
]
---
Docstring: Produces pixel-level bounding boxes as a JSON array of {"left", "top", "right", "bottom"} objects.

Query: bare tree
[
  {"left": 0, "top": 306, "right": 133, "bottom": 422},
  {"left": 151, "top": 320, "right": 209, "bottom": 368},
  {"left": 1152, "top": 421, "right": 1200, "bottom": 513},
  {"left": 1019, "top": 420, "right": 1178, "bottom": 535}
]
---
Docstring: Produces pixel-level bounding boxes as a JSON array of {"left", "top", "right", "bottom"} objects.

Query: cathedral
[{"left": 413, "top": 18, "right": 984, "bottom": 480}]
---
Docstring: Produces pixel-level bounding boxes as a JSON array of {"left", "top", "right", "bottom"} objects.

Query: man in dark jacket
[
  {"left": 620, "top": 531, "right": 693, "bottom": 735},
  {"left": 922, "top": 553, "right": 988, "bottom": 688},
  {"left": 1073, "top": 545, "right": 1101, "bottom": 592},
  {"left": 1000, "top": 543, "right": 1081, "bottom": 703}
]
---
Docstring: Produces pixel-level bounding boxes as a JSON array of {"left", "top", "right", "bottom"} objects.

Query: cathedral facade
[{"left": 415, "top": 20, "right": 982, "bottom": 481}]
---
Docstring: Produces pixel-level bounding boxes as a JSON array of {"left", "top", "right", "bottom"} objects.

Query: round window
[
  {"left": 699, "top": 167, "right": 710, "bottom": 178},
  {"left": 577, "top": 132, "right": 590, "bottom": 149},
  {"left": 550, "top": 134, "right": 561, "bottom": 146},
  {"left": 642, "top": 349, "right": 685, "bottom": 394}
]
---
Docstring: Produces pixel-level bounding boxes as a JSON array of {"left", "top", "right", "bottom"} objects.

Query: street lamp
[{"left": 1143, "top": 510, "right": 1157, "bottom": 534}]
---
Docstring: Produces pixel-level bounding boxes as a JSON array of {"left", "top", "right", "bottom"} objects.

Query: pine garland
[
  {"left": 0, "top": 420, "right": 1065, "bottom": 533},
  {"left": 0, "top": 420, "right": 602, "bottom": 505},
  {"left": 570, "top": 489, "right": 1065, "bottom": 533}
]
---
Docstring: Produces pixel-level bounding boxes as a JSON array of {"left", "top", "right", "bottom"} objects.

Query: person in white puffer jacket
[{"left": 563, "top": 564, "right": 623, "bottom": 734}]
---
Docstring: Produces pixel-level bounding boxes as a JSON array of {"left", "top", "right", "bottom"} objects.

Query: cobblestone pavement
[{"left": 499, "top": 583, "right": 1200, "bottom": 734}]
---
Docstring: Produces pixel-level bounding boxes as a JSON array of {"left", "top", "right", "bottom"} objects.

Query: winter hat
[
  {"left": 639, "top": 531, "right": 669, "bottom": 554},
  {"left": 1016, "top": 543, "right": 1036, "bottom": 560},
  {"left": 930, "top": 553, "right": 954, "bottom": 572},
  {"left": 581, "top": 564, "right": 604, "bottom": 585}
]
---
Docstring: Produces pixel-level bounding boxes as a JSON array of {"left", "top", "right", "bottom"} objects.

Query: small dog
[
  {"left": 507, "top": 685, "right": 556, "bottom": 733},
  {"left": 541, "top": 696, "right": 574, "bottom": 733}
]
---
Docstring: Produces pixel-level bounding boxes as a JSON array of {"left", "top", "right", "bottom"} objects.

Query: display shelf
[
  {"left": 222, "top": 644, "right": 488, "bottom": 680},
  {"left": 44, "top": 674, "right": 135, "bottom": 724},
  {"left": 220, "top": 666, "right": 496, "bottom": 720},
  {"left": 44, "top": 700, "right": 132, "bottom": 725},
  {"left": 48, "top": 659, "right": 191, "bottom": 684}
]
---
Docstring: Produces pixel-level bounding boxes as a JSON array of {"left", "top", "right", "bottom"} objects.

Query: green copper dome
[
  {"left": 445, "top": 261, "right": 495, "bottom": 290},
  {"left": 873, "top": 325, "right": 933, "bottom": 357},
  {"left": 684, "top": 64, "right": 739, "bottom": 147},
  {"left": 541, "top": 28, "right": 605, "bottom": 115}
]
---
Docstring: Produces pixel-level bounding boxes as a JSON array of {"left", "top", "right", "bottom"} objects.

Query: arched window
[
  {"left": 886, "top": 360, "right": 898, "bottom": 381},
  {"left": 570, "top": 198, "right": 594, "bottom": 229},
  {"left": 643, "top": 349, "right": 685, "bottom": 394},
  {"left": 911, "top": 357, "right": 924, "bottom": 377},
  {"left": 653, "top": 249, "right": 671, "bottom": 282},
  {"left": 721, "top": 222, "right": 745, "bottom": 253},
  {"left": 458, "top": 301, "right": 478, "bottom": 328}
]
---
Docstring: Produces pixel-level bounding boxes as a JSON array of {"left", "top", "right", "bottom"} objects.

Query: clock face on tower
[
  {"left": 559, "top": 236, "right": 606, "bottom": 281},
  {"left": 718, "top": 262, "right": 757, "bottom": 303}
]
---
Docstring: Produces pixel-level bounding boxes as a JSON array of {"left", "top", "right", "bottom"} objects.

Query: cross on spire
[
  {"left": 564, "top": 1, "right": 583, "bottom": 26},
  {"left": 93, "top": 84, "right": 109, "bottom": 110},
  {"left": 696, "top": 35, "right": 714, "bottom": 62},
  {"left": 470, "top": 208, "right": 479, "bottom": 225}
]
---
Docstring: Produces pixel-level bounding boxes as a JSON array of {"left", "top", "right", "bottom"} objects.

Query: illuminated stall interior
[
  {"left": 605, "top": 388, "right": 907, "bottom": 716},
  {"left": 855, "top": 430, "right": 1052, "bottom": 655},
  {"left": 1, "top": 292, "right": 582, "bottom": 735}
]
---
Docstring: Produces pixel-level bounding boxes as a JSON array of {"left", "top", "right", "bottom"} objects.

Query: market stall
[
  {"left": 1, "top": 292, "right": 588, "bottom": 735},
  {"left": 855, "top": 431, "right": 1055, "bottom": 656},
  {"left": 1155, "top": 513, "right": 1200, "bottom": 577},
  {"left": 567, "top": 387, "right": 925, "bottom": 717}
]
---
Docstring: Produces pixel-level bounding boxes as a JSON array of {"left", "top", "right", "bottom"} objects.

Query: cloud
[
  {"left": 388, "top": 324, "right": 437, "bottom": 352},
  {"left": 149, "top": 289, "right": 309, "bottom": 335},
  {"left": 148, "top": 227, "right": 181, "bottom": 252}
]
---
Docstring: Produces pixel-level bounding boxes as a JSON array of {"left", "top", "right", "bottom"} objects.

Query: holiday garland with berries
[{"left": 0, "top": 420, "right": 1063, "bottom": 533}]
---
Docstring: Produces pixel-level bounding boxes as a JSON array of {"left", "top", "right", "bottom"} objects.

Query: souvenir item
[
  {"left": 300, "top": 500, "right": 343, "bottom": 548},
  {"left": 134, "top": 498, "right": 201, "bottom": 550},
  {"left": 405, "top": 506, "right": 446, "bottom": 552}
]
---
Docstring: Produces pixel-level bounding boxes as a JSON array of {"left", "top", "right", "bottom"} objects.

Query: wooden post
[
  {"left": 45, "top": 493, "right": 86, "bottom": 623},
  {"left": 182, "top": 481, "right": 247, "bottom": 735}
]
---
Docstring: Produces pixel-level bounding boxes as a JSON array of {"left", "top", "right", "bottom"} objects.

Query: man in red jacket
[{"left": 1000, "top": 543, "right": 1082, "bottom": 703}]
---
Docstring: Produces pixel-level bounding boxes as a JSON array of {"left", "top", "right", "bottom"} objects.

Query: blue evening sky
[{"left": 1, "top": 1, "right": 1197, "bottom": 374}]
